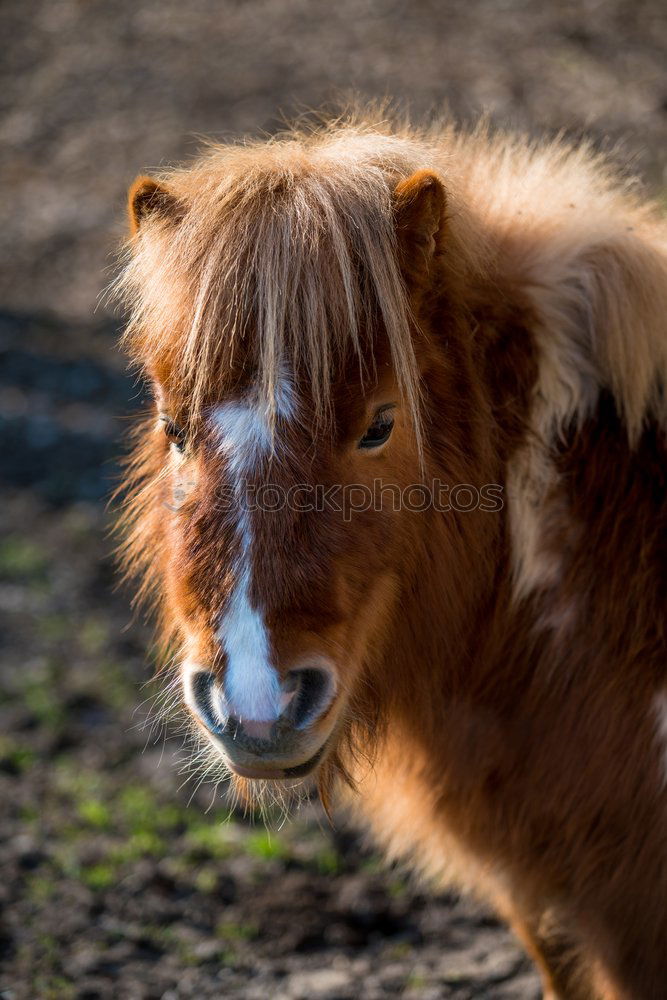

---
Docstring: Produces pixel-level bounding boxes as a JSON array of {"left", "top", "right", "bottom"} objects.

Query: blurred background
[{"left": 0, "top": 2, "right": 665, "bottom": 998}]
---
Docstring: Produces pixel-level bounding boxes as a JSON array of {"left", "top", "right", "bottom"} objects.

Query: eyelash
[
  {"left": 160, "top": 415, "right": 186, "bottom": 452},
  {"left": 358, "top": 406, "right": 395, "bottom": 449}
]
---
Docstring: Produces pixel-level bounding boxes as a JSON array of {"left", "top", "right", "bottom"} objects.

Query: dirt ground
[{"left": 0, "top": 2, "right": 665, "bottom": 998}]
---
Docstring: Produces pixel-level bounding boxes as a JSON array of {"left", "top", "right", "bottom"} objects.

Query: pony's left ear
[
  {"left": 127, "top": 176, "right": 181, "bottom": 235},
  {"left": 393, "top": 170, "right": 447, "bottom": 287}
]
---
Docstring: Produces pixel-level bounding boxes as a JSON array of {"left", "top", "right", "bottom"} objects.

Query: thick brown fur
[{"left": 115, "top": 110, "right": 667, "bottom": 999}]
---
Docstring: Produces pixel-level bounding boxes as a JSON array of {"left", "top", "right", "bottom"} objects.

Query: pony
[{"left": 115, "top": 110, "right": 667, "bottom": 999}]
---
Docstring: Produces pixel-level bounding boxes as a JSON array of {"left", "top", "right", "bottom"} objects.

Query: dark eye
[
  {"left": 358, "top": 406, "right": 395, "bottom": 450},
  {"left": 160, "top": 415, "right": 187, "bottom": 453}
]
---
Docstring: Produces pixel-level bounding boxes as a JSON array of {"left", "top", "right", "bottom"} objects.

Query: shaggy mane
[
  {"left": 116, "top": 122, "right": 451, "bottom": 438},
  {"left": 116, "top": 110, "right": 667, "bottom": 449}
]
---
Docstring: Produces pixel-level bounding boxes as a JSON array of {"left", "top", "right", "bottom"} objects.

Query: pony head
[{"left": 118, "top": 126, "right": 483, "bottom": 798}]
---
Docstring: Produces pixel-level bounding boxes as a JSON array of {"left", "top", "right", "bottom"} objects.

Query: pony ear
[
  {"left": 393, "top": 170, "right": 447, "bottom": 286},
  {"left": 128, "top": 176, "right": 181, "bottom": 234}
]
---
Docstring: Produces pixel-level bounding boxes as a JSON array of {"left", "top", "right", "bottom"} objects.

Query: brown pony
[{"left": 116, "top": 112, "right": 667, "bottom": 999}]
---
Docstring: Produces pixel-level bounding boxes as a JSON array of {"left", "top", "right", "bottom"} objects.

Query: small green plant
[
  {"left": 0, "top": 736, "right": 36, "bottom": 773},
  {"left": 0, "top": 536, "right": 47, "bottom": 578},
  {"left": 314, "top": 846, "right": 342, "bottom": 875},
  {"left": 246, "top": 831, "right": 289, "bottom": 861},
  {"left": 185, "top": 822, "right": 233, "bottom": 859},
  {"left": 81, "top": 863, "right": 116, "bottom": 891},
  {"left": 122, "top": 829, "right": 166, "bottom": 859},
  {"left": 216, "top": 920, "right": 259, "bottom": 942},
  {"left": 194, "top": 867, "right": 218, "bottom": 893},
  {"left": 77, "top": 798, "right": 111, "bottom": 829},
  {"left": 25, "top": 875, "right": 56, "bottom": 904},
  {"left": 405, "top": 971, "right": 428, "bottom": 990}
]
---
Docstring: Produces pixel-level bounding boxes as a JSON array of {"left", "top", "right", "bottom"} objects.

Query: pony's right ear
[{"left": 127, "top": 176, "right": 181, "bottom": 234}]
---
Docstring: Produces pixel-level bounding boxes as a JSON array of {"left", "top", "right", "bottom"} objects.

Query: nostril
[
  {"left": 186, "top": 664, "right": 335, "bottom": 742},
  {"left": 189, "top": 671, "right": 227, "bottom": 736},
  {"left": 288, "top": 667, "right": 335, "bottom": 730}
]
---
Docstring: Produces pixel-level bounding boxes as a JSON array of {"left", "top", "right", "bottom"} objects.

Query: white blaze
[{"left": 213, "top": 380, "right": 294, "bottom": 721}]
